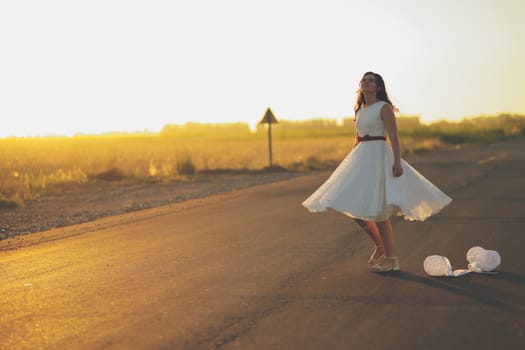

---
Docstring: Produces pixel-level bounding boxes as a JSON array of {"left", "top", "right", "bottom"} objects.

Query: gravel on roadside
[{"left": 0, "top": 170, "right": 308, "bottom": 241}]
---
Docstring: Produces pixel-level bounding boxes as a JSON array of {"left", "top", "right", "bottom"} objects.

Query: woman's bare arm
[
  {"left": 352, "top": 132, "right": 359, "bottom": 149},
  {"left": 352, "top": 114, "right": 360, "bottom": 149},
  {"left": 381, "top": 104, "right": 403, "bottom": 177}
]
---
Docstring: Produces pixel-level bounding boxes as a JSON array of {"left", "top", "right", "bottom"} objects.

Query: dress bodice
[{"left": 355, "top": 101, "right": 387, "bottom": 137}]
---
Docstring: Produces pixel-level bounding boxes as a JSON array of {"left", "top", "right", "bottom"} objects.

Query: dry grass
[{"left": 0, "top": 133, "right": 450, "bottom": 207}]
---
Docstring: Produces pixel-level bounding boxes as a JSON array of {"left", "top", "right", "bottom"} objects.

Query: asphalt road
[{"left": 1, "top": 138, "right": 524, "bottom": 350}]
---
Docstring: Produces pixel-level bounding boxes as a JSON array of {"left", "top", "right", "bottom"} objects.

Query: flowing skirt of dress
[{"left": 302, "top": 141, "right": 452, "bottom": 221}]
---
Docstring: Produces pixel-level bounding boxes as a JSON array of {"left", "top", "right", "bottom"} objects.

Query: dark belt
[{"left": 357, "top": 134, "right": 387, "bottom": 143}]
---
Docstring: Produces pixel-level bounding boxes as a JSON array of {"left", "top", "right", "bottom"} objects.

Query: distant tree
[{"left": 161, "top": 122, "right": 252, "bottom": 140}]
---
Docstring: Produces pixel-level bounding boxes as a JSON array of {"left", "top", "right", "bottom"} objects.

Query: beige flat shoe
[
  {"left": 370, "top": 257, "right": 400, "bottom": 272},
  {"left": 367, "top": 245, "right": 385, "bottom": 268}
]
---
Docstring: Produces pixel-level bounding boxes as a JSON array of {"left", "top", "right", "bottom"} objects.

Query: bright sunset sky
[{"left": 1, "top": 0, "right": 524, "bottom": 137}]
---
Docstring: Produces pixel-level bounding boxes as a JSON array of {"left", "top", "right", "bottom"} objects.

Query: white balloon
[
  {"left": 423, "top": 255, "right": 453, "bottom": 276},
  {"left": 467, "top": 246, "right": 501, "bottom": 272}
]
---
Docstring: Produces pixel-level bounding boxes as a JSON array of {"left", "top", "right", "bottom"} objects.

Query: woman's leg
[
  {"left": 370, "top": 219, "right": 400, "bottom": 271},
  {"left": 354, "top": 219, "right": 385, "bottom": 259},
  {"left": 376, "top": 219, "right": 395, "bottom": 257}
]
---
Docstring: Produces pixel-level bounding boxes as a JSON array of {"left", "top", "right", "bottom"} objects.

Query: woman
[{"left": 302, "top": 71, "right": 452, "bottom": 272}]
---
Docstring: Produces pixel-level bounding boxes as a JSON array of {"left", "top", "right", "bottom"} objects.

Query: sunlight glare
[{"left": 0, "top": 0, "right": 524, "bottom": 137}]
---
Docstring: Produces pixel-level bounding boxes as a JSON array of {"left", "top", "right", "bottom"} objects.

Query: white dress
[{"left": 302, "top": 101, "right": 452, "bottom": 221}]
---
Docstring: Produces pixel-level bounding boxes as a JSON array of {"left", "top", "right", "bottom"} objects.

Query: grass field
[{"left": 1, "top": 114, "right": 523, "bottom": 208}]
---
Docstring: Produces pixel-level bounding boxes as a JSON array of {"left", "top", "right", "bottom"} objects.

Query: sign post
[{"left": 259, "top": 107, "right": 278, "bottom": 167}]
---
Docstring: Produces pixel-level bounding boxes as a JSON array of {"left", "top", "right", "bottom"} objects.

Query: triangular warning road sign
[{"left": 260, "top": 107, "right": 278, "bottom": 124}]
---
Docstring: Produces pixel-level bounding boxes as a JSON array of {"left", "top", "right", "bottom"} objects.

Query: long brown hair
[{"left": 354, "top": 71, "right": 396, "bottom": 115}]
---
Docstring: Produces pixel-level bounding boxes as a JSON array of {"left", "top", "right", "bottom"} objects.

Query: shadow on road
[
  {"left": 493, "top": 271, "right": 525, "bottom": 285},
  {"left": 380, "top": 271, "right": 525, "bottom": 316}
]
